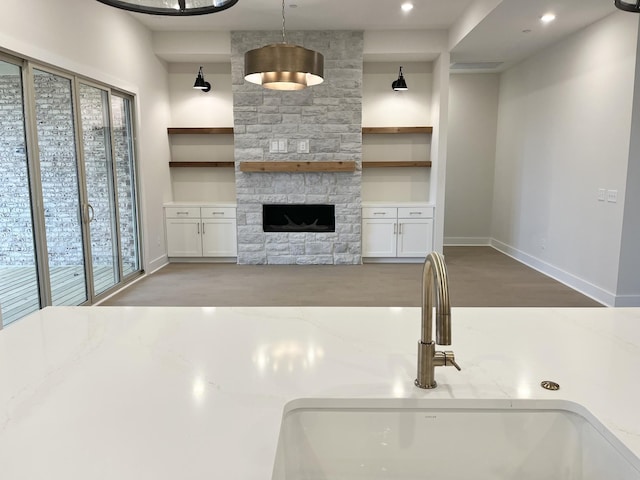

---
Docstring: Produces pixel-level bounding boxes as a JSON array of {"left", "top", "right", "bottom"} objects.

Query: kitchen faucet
[{"left": 415, "top": 251, "right": 461, "bottom": 389}]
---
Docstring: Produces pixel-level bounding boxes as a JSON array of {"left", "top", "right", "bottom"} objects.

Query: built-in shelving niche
[{"left": 167, "top": 127, "right": 432, "bottom": 169}]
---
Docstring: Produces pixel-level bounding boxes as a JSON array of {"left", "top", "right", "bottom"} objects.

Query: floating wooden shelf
[
  {"left": 362, "top": 126, "right": 433, "bottom": 134},
  {"left": 240, "top": 161, "right": 356, "bottom": 173},
  {"left": 363, "top": 161, "right": 432, "bottom": 168},
  {"left": 168, "top": 127, "right": 234, "bottom": 135},
  {"left": 169, "top": 161, "right": 234, "bottom": 168}
]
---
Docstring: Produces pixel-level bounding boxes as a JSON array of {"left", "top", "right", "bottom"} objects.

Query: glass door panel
[
  {"left": 78, "top": 83, "right": 119, "bottom": 296},
  {"left": 111, "top": 95, "right": 139, "bottom": 277},
  {"left": 0, "top": 60, "right": 40, "bottom": 326},
  {"left": 33, "top": 69, "right": 88, "bottom": 306}
]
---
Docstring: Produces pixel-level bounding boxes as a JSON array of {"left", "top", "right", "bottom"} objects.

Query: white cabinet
[
  {"left": 200, "top": 207, "right": 237, "bottom": 257},
  {"left": 362, "top": 205, "right": 433, "bottom": 260},
  {"left": 165, "top": 205, "right": 237, "bottom": 259}
]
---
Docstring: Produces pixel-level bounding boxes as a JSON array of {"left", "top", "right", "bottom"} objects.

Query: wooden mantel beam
[{"left": 239, "top": 161, "right": 356, "bottom": 173}]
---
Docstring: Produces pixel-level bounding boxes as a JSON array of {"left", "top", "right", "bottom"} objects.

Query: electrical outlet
[
  {"left": 607, "top": 189, "right": 618, "bottom": 203},
  {"left": 278, "top": 139, "right": 287, "bottom": 153},
  {"left": 269, "top": 139, "right": 279, "bottom": 153},
  {"left": 597, "top": 188, "right": 606, "bottom": 202},
  {"left": 298, "top": 139, "right": 309, "bottom": 153}
]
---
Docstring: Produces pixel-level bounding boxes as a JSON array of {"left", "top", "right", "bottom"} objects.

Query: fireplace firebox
[{"left": 262, "top": 204, "right": 335, "bottom": 233}]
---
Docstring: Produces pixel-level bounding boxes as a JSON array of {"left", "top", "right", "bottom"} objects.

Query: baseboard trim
[
  {"left": 490, "top": 239, "right": 613, "bottom": 306},
  {"left": 444, "top": 237, "right": 491, "bottom": 246},
  {"left": 147, "top": 254, "right": 168, "bottom": 274},
  {"left": 614, "top": 295, "right": 640, "bottom": 307}
]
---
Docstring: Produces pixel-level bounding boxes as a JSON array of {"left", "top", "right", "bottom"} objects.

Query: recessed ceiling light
[
  {"left": 540, "top": 13, "right": 556, "bottom": 24},
  {"left": 401, "top": 2, "right": 414, "bottom": 13}
]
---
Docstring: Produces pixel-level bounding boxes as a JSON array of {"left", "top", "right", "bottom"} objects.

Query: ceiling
[
  {"left": 132, "top": 0, "right": 474, "bottom": 32},
  {"left": 129, "top": 0, "right": 622, "bottom": 70}
]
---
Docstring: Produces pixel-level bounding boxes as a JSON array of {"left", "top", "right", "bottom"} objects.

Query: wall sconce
[
  {"left": 193, "top": 66, "right": 211, "bottom": 93},
  {"left": 392, "top": 66, "right": 408, "bottom": 91}
]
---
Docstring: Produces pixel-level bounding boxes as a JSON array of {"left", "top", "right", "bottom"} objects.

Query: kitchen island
[{"left": 1, "top": 306, "right": 639, "bottom": 478}]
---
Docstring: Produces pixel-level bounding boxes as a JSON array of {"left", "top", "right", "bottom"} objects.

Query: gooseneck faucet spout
[{"left": 415, "top": 251, "right": 461, "bottom": 389}]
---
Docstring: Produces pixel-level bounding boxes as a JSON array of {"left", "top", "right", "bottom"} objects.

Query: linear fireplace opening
[{"left": 263, "top": 204, "right": 335, "bottom": 233}]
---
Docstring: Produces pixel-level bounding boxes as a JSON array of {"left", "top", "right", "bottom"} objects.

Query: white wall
[
  {"left": 167, "top": 63, "right": 236, "bottom": 203},
  {"left": 445, "top": 73, "right": 499, "bottom": 245},
  {"left": 430, "top": 52, "right": 451, "bottom": 253},
  {"left": 491, "top": 11, "right": 637, "bottom": 305},
  {"left": 616, "top": 25, "right": 640, "bottom": 306},
  {"left": 362, "top": 62, "right": 432, "bottom": 203},
  {"left": 0, "top": 0, "right": 173, "bottom": 274}
]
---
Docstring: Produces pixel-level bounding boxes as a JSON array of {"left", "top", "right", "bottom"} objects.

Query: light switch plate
[
  {"left": 597, "top": 188, "right": 606, "bottom": 202},
  {"left": 278, "top": 139, "right": 287, "bottom": 153},
  {"left": 269, "top": 140, "right": 279, "bottom": 153},
  {"left": 607, "top": 189, "right": 618, "bottom": 203}
]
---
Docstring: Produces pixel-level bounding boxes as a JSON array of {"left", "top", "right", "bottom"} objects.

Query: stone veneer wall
[{"left": 231, "top": 31, "right": 363, "bottom": 265}]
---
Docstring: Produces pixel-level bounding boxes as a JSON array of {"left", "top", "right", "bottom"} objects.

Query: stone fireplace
[{"left": 231, "top": 31, "right": 363, "bottom": 264}]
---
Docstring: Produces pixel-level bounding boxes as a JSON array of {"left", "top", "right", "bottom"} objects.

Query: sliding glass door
[
  {"left": 0, "top": 58, "right": 142, "bottom": 327},
  {"left": 111, "top": 95, "right": 140, "bottom": 277},
  {"left": 0, "top": 59, "right": 40, "bottom": 326},
  {"left": 78, "top": 83, "right": 120, "bottom": 296},
  {"left": 33, "top": 68, "right": 89, "bottom": 306}
]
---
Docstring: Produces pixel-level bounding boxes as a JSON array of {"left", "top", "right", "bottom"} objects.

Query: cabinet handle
[
  {"left": 202, "top": 223, "right": 206, "bottom": 234},
  {"left": 373, "top": 212, "right": 386, "bottom": 215},
  {"left": 211, "top": 212, "right": 224, "bottom": 215},
  {"left": 399, "top": 223, "right": 403, "bottom": 234},
  {"left": 177, "top": 211, "right": 189, "bottom": 216},
  {"left": 394, "top": 223, "right": 397, "bottom": 234},
  {"left": 197, "top": 223, "right": 200, "bottom": 235},
  {"left": 409, "top": 212, "right": 422, "bottom": 215}
]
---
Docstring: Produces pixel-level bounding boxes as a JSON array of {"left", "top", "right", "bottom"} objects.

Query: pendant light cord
[{"left": 281, "top": 0, "right": 287, "bottom": 44}]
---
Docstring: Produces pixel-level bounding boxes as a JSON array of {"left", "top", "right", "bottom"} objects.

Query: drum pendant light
[{"left": 244, "top": 0, "right": 324, "bottom": 91}]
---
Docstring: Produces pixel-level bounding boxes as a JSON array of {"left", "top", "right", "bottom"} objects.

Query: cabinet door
[
  {"left": 362, "top": 218, "right": 397, "bottom": 257},
  {"left": 397, "top": 219, "right": 433, "bottom": 258},
  {"left": 202, "top": 219, "right": 238, "bottom": 257},
  {"left": 166, "top": 219, "right": 202, "bottom": 257}
]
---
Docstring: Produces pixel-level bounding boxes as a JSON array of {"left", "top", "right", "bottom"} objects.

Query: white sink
[{"left": 272, "top": 399, "right": 640, "bottom": 480}]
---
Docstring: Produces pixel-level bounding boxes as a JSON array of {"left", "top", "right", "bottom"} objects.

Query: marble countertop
[{"left": 1, "top": 306, "right": 639, "bottom": 478}]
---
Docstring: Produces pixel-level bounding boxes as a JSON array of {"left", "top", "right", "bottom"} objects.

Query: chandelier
[
  {"left": 614, "top": 0, "right": 640, "bottom": 12},
  {"left": 95, "top": 0, "right": 239, "bottom": 16}
]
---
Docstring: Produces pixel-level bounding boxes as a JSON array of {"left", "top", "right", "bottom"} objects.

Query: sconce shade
[
  {"left": 193, "top": 66, "right": 211, "bottom": 92},
  {"left": 95, "top": 0, "right": 239, "bottom": 16},
  {"left": 392, "top": 66, "right": 408, "bottom": 91},
  {"left": 615, "top": 0, "right": 640, "bottom": 12},
  {"left": 244, "top": 44, "right": 324, "bottom": 91}
]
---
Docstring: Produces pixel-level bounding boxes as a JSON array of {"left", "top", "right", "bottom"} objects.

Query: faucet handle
[{"left": 444, "top": 351, "right": 461, "bottom": 371}]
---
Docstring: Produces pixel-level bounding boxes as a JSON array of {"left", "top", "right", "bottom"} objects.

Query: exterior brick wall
[
  {"left": 0, "top": 73, "right": 135, "bottom": 269},
  {"left": 231, "top": 31, "right": 363, "bottom": 264},
  {"left": 0, "top": 75, "right": 34, "bottom": 266}
]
